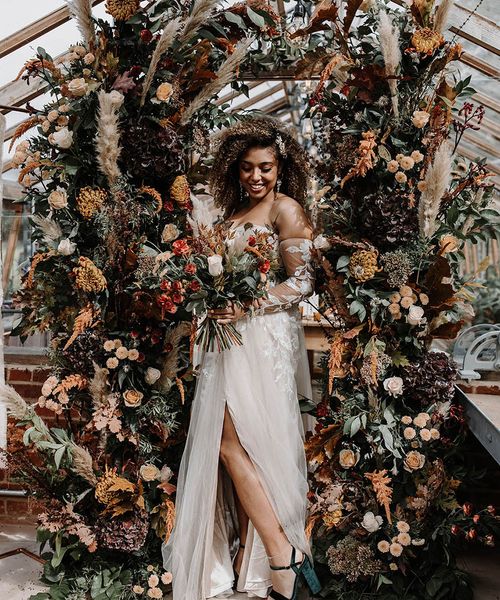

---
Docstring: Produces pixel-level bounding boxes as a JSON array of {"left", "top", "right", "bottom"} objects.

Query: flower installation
[
  {"left": 1, "top": 0, "right": 499, "bottom": 599},
  {"left": 303, "top": 1, "right": 500, "bottom": 598},
  {"left": 2, "top": 0, "right": 279, "bottom": 597}
]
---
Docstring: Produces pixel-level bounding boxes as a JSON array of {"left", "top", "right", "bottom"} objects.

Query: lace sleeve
[{"left": 254, "top": 237, "right": 315, "bottom": 314}]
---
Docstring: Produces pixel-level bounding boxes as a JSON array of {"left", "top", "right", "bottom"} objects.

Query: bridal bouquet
[{"left": 152, "top": 223, "right": 280, "bottom": 352}]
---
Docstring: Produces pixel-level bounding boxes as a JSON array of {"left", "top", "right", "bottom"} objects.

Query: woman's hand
[{"left": 208, "top": 301, "right": 246, "bottom": 324}]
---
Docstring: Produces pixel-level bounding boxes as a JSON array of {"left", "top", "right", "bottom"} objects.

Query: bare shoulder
[{"left": 271, "top": 194, "right": 312, "bottom": 239}]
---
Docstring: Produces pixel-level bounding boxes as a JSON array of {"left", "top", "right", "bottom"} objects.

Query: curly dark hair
[{"left": 209, "top": 117, "right": 312, "bottom": 218}]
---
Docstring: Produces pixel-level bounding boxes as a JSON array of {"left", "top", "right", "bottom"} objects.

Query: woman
[{"left": 162, "top": 118, "right": 320, "bottom": 600}]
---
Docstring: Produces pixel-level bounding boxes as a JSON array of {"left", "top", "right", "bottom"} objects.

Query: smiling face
[{"left": 238, "top": 146, "right": 280, "bottom": 202}]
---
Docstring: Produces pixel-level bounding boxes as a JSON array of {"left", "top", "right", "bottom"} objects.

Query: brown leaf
[
  {"left": 158, "top": 481, "right": 176, "bottom": 494},
  {"left": 365, "top": 469, "right": 393, "bottom": 524},
  {"left": 429, "top": 320, "right": 464, "bottom": 339},
  {"left": 289, "top": 0, "right": 338, "bottom": 38},
  {"left": 343, "top": 0, "right": 364, "bottom": 33}
]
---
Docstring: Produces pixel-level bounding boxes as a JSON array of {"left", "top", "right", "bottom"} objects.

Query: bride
[{"left": 162, "top": 118, "right": 320, "bottom": 600}]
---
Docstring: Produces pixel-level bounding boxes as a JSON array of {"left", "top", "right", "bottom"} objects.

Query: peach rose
[
  {"left": 411, "top": 150, "right": 424, "bottom": 163},
  {"left": 399, "top": 156, "right": 415, "bottom": 171},
  {"left": 339, "top": 449, "right": 359, "bottom": 469},
  {"left": 161, "top": 572, "right": 173, "bottom": 585},
  {"left": 389, "top": 542, "right": 403, "bottom": 556},
  {"left": 48, "top": 188, "right": 68, "bottom": 209},
  {"left": 403, "top": 427, "right": 416, "bottom": 440},
  {"left": 141, "top": 464, "right": 161, "bottom": 482},
  {"left": 106, "top": 357, "right": 119, "bottom": 369},
  {"left": 156, "top": 82, "right": 173, "bottom": 102},
  {"left": 128, "top": 349, "right": 140, "bottom": 361},
  {"left": 396, "top": 520, "right": 410, "bottom": 533},
  {"left": 67, "top": 77, "right": 88, "bottom": 97},
  {"left": 104, "top": 340, "right": 115, "bottom": 351},
  {"left": 404, "top": 450, "right": 425, "bottom": 472},
  {"left": 387, "top": 160, "right": 399, "bottom": 173},
  {"left": 395, "top": 171, "right": 407, "bottom": 184},
  {"left": 401, "top": 415, "right": 412, "bottom": 425},
  {"left": 420, "top": 428, "right": 432, "bottom": 441},
  {"left": 397, "top": 532, "right": 411, "bottom": 546},
  {"left": 123, "top": 389, "right": 144, "bottom": 407}
]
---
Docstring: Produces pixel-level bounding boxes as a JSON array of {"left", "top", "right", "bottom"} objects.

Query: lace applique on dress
[{"left": 255, "top": 237, "right": 315, "bottom": 314}]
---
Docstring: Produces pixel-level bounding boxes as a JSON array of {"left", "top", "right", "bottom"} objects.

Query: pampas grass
[
  {"left": 419, "top": 141, "right": 454, "bottom": 237},
  {"left": 30, "top": 214, "right": 63, "bottom": 243},
  {"left": 70, "top": 443, "right": 97, "bottom": 485},
  {"left": 95, "top": 90, "right": 123, "bottom": 186},
  {"left": 0, "top": 383, "right": 33, "bottom": 420},
  {"left": 65, "top": 0, "right": 95, "bottom": 48},
  {"left": 434, "top": 0, "right": 454, "bottom": 33},
  {"left": 378, "top": 11, "right": 401, "bottom": 118},
  {"left": 180, "top": 38, "right": 254, "bottom": 125},
  {"left": 178, "top": 0, "right": 220, "bottom": 45},
  {"left": 140, "top": 17, "right": 183, "bottom": 106}
]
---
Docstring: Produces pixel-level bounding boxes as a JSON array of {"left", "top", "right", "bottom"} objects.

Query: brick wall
[{"left": 1, "top": 352, "right": 50, "bottom": 523}]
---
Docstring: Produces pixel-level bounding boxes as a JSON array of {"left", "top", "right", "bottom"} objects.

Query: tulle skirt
[{"left": 162, "top": 308, "right": 313, "bottom": 600}]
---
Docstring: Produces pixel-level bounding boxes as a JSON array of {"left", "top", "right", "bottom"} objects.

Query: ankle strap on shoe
[{"left": 268, "top": 547, "right": 302, "bottom": 571}]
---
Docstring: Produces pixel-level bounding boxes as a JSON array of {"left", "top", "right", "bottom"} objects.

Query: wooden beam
[
  {"left": 231, "top": 83, "right": 283, "bottom": 112},
  {"left": 473, "top": 92, "right": 500, "bottom": 116},
  {"left": 461, "top": 52, "right": 500, "bottom": 81},
  {"left": 0, "top": 0, "right": 105, "bottom": 59},
  {"left": 0, "top": 76, "right": 48, "bottom": 114},
  {"left": 462, "top": 132, "right": 500, "bottom": 160}
]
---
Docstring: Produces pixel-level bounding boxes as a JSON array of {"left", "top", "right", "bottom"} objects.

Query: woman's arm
[{"left": 254, "top": 198, "right": 314, "bottom": 314}]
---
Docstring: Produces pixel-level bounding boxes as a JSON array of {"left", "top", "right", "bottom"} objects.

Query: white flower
[
  {"left": 313, "top": 234, "right": 331, "bottom": 251},
  {"left": 48, "top": 188, "right": 68, "bottom": 209},
  {"left": 412, "top": 538, "right": 425, "bottom": 546},
  {"left": 407, "top": 305, "right": 425, "bottom": 326},
  {"left": 207, "top": 254, "right": 223, "bottom": 277},
  {"left": 145, "top": 367, "right": 161, "bottom": 385},
  {"left": 49, "top": 127, "right": 73, "bottom": 149},
  {"left": 361, "top": 511, "right": 383, "bottom": 532},
  {"left": 160, "top": 465, "right": 173, "bottom": 482},
  {"left": 412, "top": 110, "right": 430, "bottom": 128},
  {"left": 57, "top": 238, "right": 76, "bottom": 255},
  {"left": 83, "top": 52, "right": 95, "bottom": 65},
  {"left": 383, "top": 376, "right": 404, "bottom": 397},
  {"left": 67, "top": 77, "right": 88, "bottom": 97}
]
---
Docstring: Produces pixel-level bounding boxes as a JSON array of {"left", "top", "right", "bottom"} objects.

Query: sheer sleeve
[{"left": 254, "top": 237, "right": 315, "bottom": 314}]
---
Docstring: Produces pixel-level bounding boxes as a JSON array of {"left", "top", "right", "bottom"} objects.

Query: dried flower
[
  {"left": 349, "top": 249, "right": 379, "bottom": 282},
  {"left": 68, "top": 77, "right": 89, "bottom": 97},
  {"left": 377, "top": 540, "right": 390, "bottom": 553},
  {"left": 58, "top": 238, "right": 76, "bottom": 255},
  {"left": 407, "top": 305, "right": 425, "bottom": 326},
  {"left": 404, "top": 427, "right": 416, "bottom": 440},
  {"left": 123, "top": 389, "right": 144, "bottom": 407},
  {"left": 148, "top": 574, "right": 160, "bottom": 587},
  {"left": 404, "top": 450, "right": 426, "bottom": 471},
  {"left": 156, "top": 82, "right": 174, "bottom": 102},
  {"left": 411, "top": 27, "right": 445, "bottom": 55},
  {"left": 420, "top": 428, "right": 432, "bottom": 441},
  {"left": 73, "top": 257, "right": 107, "bottom": 293},
  {"left": 145, "top": 367, "right": 161, "bottom": 385},
  {"left": 106, "top": 357, "right": 119, "bottom": 369},
  {"left": 339, "top": 448, "right": 359, "bottom": 468},
  {"left": 381, "top": 250, "right": 412, "bottom": 287},
  {"left": 106, "top": 0, "right": 139, "bottom": 21},
  {"left": 49, "top": 127, "right": 73, "bottom": 149},
  {"left": 387, "top": 160, "right": 399, "bottom": 173},
  {"left": 327, "top": 536, "right": 383, "bottom": 582},
  {"left": 76, "top": 187, "right": 107, "bottom": 219},
  {"left": 412, "top": 110, "right": 430, "bottom": 128},
  {"left": 47, "top": 187, "right": 68, "bottom": 210},
  {"left": 140, "top": 464, "right": 161, "bottom": 482},
  {"left": 383, "top": 376, "right": 404, "bottom": 397},
  {"left": 162, "top": 223, "right": 180, "bottom": 243},
  {"left": 395, "top": 171, "right": 407, "bottom": 184},
  {"left": 399, "top": 156, "right": 415, "bottom": 171},
  {"left": 439, "top": 234, "right": 459, "bottom": 253},
  {"left": 389, "top": 542, "right": 403, "bottom": 556},
  {"left": 362, "top": 511, "right": 383, "bottom": 532},
  {"left": 170, "top": 175, "right": 190, "bottom": 207},
  {"left": 161, "top": 572, "right": 173, "bottom": 585},
  {"left": 411, "top": 150, "right": 424, "bottom": 163}
]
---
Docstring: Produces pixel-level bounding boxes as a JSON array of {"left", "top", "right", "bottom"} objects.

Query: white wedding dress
[{"left": 162, "top": 224, "right": 315, "bottom": 600}]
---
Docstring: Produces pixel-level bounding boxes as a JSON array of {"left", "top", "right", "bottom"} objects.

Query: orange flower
[
  {"left": 172, "top": 239, "right": 191, "bottom": 256},
  {"left": 410, "top": 28, "right": 444, "bottom": 55}
]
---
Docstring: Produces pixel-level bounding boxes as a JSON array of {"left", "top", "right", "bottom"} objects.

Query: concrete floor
[{"left": 1, "top": 523, "right": 499, "bottom": 599}]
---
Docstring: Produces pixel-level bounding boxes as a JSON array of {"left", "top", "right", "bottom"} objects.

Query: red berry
[{"left": 140, "top": 29, "right": 153, "bottom": 43}]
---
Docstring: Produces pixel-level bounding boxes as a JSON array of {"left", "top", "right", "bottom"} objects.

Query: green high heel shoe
[{"left": 269, "top": 546, "right": 321, "bottom": 600}]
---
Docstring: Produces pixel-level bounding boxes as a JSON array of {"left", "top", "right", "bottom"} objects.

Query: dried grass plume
[
  {"left": 65, "top": 0, "right": 96, "bottom": 48},
  {"left": 70, "top": 443, "right": 97, "bottom": 485},
  {"left": 95, "top": 90, "right": 123, "bottom": 186},
  {"left": 178, "top": 0, "right": 220, "bottom": 45},
  {"left": 419, "top": 141, "right": 453, "bottom": 237},
  {"left": 140, "top": 17, "right": 183, "bottom": 106},
  {"left": 180, "top": 38, "right": 254, "bottom": 125},
  {"left": 434, "top": 0, "right": 454, "bottom": 33},
  {"left": 0, "top": 383, "right": 33, "bottom": 420},
  {"left": 378, "top": 11, "right": 401, "bottom": 117}
]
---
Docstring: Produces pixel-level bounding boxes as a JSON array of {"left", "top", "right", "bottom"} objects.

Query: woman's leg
[
  {"left": 232, "top": 485, "right": 249, "bottom": 574},
  {"left": 219, "top": 406, "right": 303, "bottom": 597}
]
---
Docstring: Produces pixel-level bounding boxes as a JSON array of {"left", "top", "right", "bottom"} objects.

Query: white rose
[
  {"left": 48, "top": 187, "right": 68, "bottom": 209},
  {"left": 407, "top": 305, "right": 425, "bottom": 326},
  {"left": 67, "top": 77, "right": 88, "bottom": 97},
  {"left": 108, "top": 90, "right": 124, "bottom": 108},
  {"left": 207, "top": 255, "right": 223, "bottom": 277},
  {"left": 313, "top": 234, "right": 331, "bottom": 251},
  {"left": 411, "top": 110, "right": 430, "bottom": 128},
  {"left": 58, "top": 238, "right": 76, "bottom": 255},
  {"left": 49, "top": 127, "right": 73, "bottom": 149},
  {"left": 383, "top": 376, "right": 404, "bottom": 397},
  {"left": 145, "top": 367, "right": 161, "bottom": 385},
  {"left": 361, "top": 511, "right": 383, "bottom": 532},
  {"left": 161, "top": 223, "right": 180, "bottom": 243}
]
